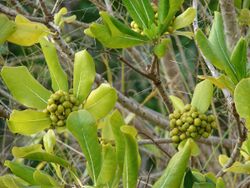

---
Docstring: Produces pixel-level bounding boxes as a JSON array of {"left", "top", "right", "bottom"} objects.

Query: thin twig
[{"left": 39, "top": 0, "right": 52, "bottom": 22}]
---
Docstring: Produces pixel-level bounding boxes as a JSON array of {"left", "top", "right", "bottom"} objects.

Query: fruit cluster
[
  {"left": 43, "top": 90, "right": 81, "bottom": 127},
  {"left": 169, "top": 104, "right": 216, "bottom": 143}
]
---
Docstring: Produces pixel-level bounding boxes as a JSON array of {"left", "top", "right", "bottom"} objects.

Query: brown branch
[
  {"left": 0, "top": 105, "right": 10, "bottom": 119},
  {"left": 39, "top": 0, "right": 52, "bottom": 22}
]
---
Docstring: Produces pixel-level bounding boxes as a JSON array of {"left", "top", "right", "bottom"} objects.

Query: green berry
[
  {"left": 186, "top": 117, "right": 193, "bottom": 124},
  {"left": 51, "top": 93, "right": 60, "bottom": 101},
  {"left": 170, "top": 119, "right": 176, "bottom": 126},
  {"left": 72, "top": 106, "right": 79, "bottom": 111},
  {"left": 48, "top": 104, "right": 57, "bottom": 112},
  {"left": 172, "top": 135, "right": 180, "bottom": 143},
  {"left": 70, "top": 95, "right": 77, "bottom": 103},
  {"left": 181, "top": 116, "right": 186, "bottom": 122},
  {"left": 65, "top": 108, "right": 71, "bottom": 116},
  {"left": 199, "top": 114, "right": 207, "bottom": 120},
  {"left": 50, "top": 114, "right": 58, "bottom": 122},
  {"left": 182, "top": 123, "right": 189, "bottom": 130},
  {"left": 174, "top": 112, "right": 181, "bottom": 119},
  {"left": 191, "top": 106, "right": 198, "bottom": 112},
  {"left": 202, "top": 132, "right": 209, "bottom": 138},
  {"left": 188, "top": 125, "right": 196, "bottom": 132},
  {"left": 206, "top": 125, "right": 211, "bottom": 132},
  {"left": 201, "top": 120, "right": 207, "bottom": 127},
  {"left": 180, "top": 133, "right": 186, "bottom": 140},
  {"left": 191, "top": 112, "right": 199, "bottom": 118},
  {"left": 63, "top": 101, "right": 73, "bottom": 108},
  {"left": 176, "top": 119, "right": 183, "bottom": 126},
  {"left": 57, "top": 105, "right": 64, "bottom": 113},
  {"left": 171, "top": 128, "right": 179, "bottom": 135},
  {"left": 58, "top": 115, "right": 65, "bottom": 120},
  {"left": 211, "top": 121, "right": 217, "bottom": 129},
  {"left": 43, "top": 109, "right": 49, "bottom": 114},
  {"left": 184, "top": 104, "right": 192, "bottom": 111},
  {"left": 47, "top": 98, "right": 54, "bottom": 105},
  {"left": 194, "top": 118, "right": 201, "bottom": 126},
  {"left": 191, "top": 132, "right": 198, "bottom": 138},
  {"left": 57, "top": 120, "right": 64, "bottom": 127}
]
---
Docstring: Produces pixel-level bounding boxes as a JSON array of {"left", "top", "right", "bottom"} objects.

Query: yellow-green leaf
[
  {"left": 1, "top": 66, "right": 52, "bottom": 109},
  {"left": 73, "top": 50, "right": 95, "bottom": 102},
  {"left": 8, "top": 110, "right": 51, "bottom": 135},
  {"left": 43, "top": 129, "right": 56, "bottom": 153},
  {"left": 169, "top": 95, "right": 185, "bottom": 111},
  {"left": 7, "top": 14, "right": 50, "bottom": 46},
  {"left": 172, "top": 7, "right": 196, "bottom": 30},
  {"left": 0, "top": 14, "right": 16, "bottom": 44},
  {"left": 84, "top": 83, "right": 117, "bottom": 120},
  {"left": 40, "top": 37, "right": 68, "bottom": 92}
]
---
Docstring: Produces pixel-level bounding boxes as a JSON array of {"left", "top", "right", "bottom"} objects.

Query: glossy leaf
[
  {"left": 97, "top": 144, "right": 117, "bottom": 186},
  {"left": 198, "top": 75, "right": 235, "bottom": 94},
  {"left": 191, "top": 80, "right": 213, "bottom": 113},
  {"left": 67, "top": 110, "right": 102, "bottom": 184},
  {"left": 0, "top": 14, "right": 16, "bottom": 44},
  {"left": 121, "top": 125, "right": 140, "bottom": 188},
  {"left": 230, "top": 38, "right": 247, "bottom": 80},
  {"left": 43, "top": 129, "right": 56, "bottom": 153},
  {"left": 7, "top": 14, "right": 50, "bottom": 46},
  {"left": 8, "top": 110, "right": 51, "bottom": 135},
  {"left": 169, "top": 95, "right": 185, "bottom": 111},
  {"left": 195, "top": 30, "right": 224, "bottom": 70},
  {"left": 12, "top": 144, "right": 70, "bottom": 168},
  {"left": 4, "top": 160, "right": 36, "bottom": 185},
  {"left": 178, "top": 139, "right": 200, "bottom": 157},
  {"left": 152, "top": 139, "right": 192, "bottom": 188},
  {"left": 40, "top": 37, "right": 68, "bottom": 92},
  {"left": 73, "top": 50, "right": 95, "bottom": 102},
  {"left": 234, "top": 78, "right": 250, "bottom": 129},
  {"left": 84, "top": 83, "right": 117, "bottom": 120},
  {"left": 33, "top": 170, "right": 60, "bottom": 187},
  {"left": 172, "top": 7, "right": 196, "bottom": 30},
  {"left": 137, "top": 0, "right": 155, "bottom": 27},
  {"left": 208, "top": 12, "right": 237, "bottom": 83},
  {"left": 122, "top": 0, "right": 147, "bottom": 28},
  {"left": 241, "top": 139, "right": 250, "bottom": 160},
  {"left": 1, "top": 66, "right": 52, "bottom": 109}
]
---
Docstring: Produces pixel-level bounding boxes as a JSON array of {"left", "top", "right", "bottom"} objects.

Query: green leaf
[
  {"left": 84, "top": 83, "right": 117, "bottom": 120},
  {"left": 169, "top": 95, "right": 185, "bottom": 111},
  {"left": 172, "top": 7, "right": 196, "bottom": 30},
  {"left": 122, "top": 0, "right": 147, "bottom": 28},
  {"left": 241, "top": 138, "right": 250, "bottom": 160},
  {"left": 178, "top": 139, "right": 200, "bottom": 157},
  {"left": 7, "top": 15, "right": 50, "bottom": 46},
  {"left": 195, "top": 30, "right": 224, "bottom": 70},
  {"left": 73, "top": 50, "right": 95, "bottom": 103},
  {"left": 87, "top": 23, "right": 147, "bottom": 48},
  {"left": 121, "top": 125, "right": 140, "bottom": 188},
  {"left": 4, "top": 160, "right": 36, "bottom": 185},
  {"left": 193, "top": 182, "right": 214, "bottom": 188},
  {"left": 33, "top": 170, "right": 60, "bottom": 187},
  {"left": 12, "top": 144, "right": 70, "bottom": 168},
  {"left": 191, "top": 80, "right": 213, "bottom": 113},
  {"left": 39, "top": 37, "right": 68, "bottom": 92},
  {"left": 137, "top": 0, "right": 155, "bottom": 27},
  {"left": 0, "top": 175, "right": 28, "bottom": 188},
  {"left": 8, "top": 110, "right": 51, "bottom": 135},
  {"left": 43, "top": 129, "right": 56, "bottom": 153},
  {"left": 152, "top": 139, "right": 192, "bottom": 188},
  {"left": 160, "top": 0, "right": 184, "bottom": 33},
  {"left": 158, "top": 0, "right": 169, "bottom": 23},
  {"left": 1, "top": 66, "right": 52, "bottom": 109},
  {"left": 109, "top": 110, "right": 126, "bottom": 187},
  {"left": 66, "top": 110, "right": 102, "bottom": 184},
  {"left": 230, "top": 38, "right": 247, "bottom": 80},
  {"left": 97, "top": 144, "right": 117, "bottom": 186},
  {"left": 208, "top": 12, "right": 238, "bottom": 83},
  {"left": 198, "top": 75, "right": 235, "bottom": 94},
  {"left": 0, "top": 14, "right": 16, "bottom": 44},
  {"left": 234, "top": 78, "right": 250, "bottom": 129}
]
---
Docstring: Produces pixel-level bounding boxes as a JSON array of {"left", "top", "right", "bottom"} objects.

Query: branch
[{"left": 219, "top": 0, "right": 240, "bottom": 50}]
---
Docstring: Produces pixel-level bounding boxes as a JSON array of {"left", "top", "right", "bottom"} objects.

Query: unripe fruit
[
  {"left": 48, "top": 98, "right": 54, "bottom": 105},
  {"left": 48, "top": 104, "right": 57, "bottom": 112},
  {"left": 191, "top": 112, "right": 199, "bottom": 118},
  {"left": 172, "top": 136, "right": 180, "bottom": 143},
  {"left": 63, "top": 101, "right": 73, "bottom": 108},
  {"left": 184, "top": 104, "right": 191, "bottom": 111},
  {"left": 57, "top": 120, "right": 64, "bottom": 127},
  {"left": 191, "top": 132, "right": 198, "bottom": 138},
  {"left": 194, "top": 118, "right": 201, "bottom": 126},
  {"left": 50, "top": 114, "right": 58, "bottom": 122},
  {"left": 57, "top": 105, "right": 64, "bottom": 113},
  {"left": 202, "top": 132, "right": 209, "bottom": 138},
  {"left": 171, "top": 128, "right": 179, "bottom": 135},
  {"left": 180, "top": 133, "right": 186, "bottom": 140},
  {"left": 186, "top": 117, "right": 193, "bottom": 124},
  {"left": 169, "top": 114, "right": 175, "bottom": 120},
  {"left": 176, "top": 119, "right": 183, "bottom": 126}
]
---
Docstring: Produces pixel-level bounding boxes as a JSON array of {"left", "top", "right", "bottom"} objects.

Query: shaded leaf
[
  {"left": 12, "top": 144, "right": 70, "bottom": 168},
  {"left": 8, "top": 110, "right": 51, "bottom": 135},
  {"left": 67, "top": 110, "right": 102, "bottom": 184},
  {"left": 73, "top": 50, "right": 95, "bottom": 103},
  {"left": 97, "top": 144, "right": 117, "bottom": 186},
  {"left": 40, "top": 37, "right": 68, "bottom": 92},
  {"left": 1, "top": 66, "right": 52, "bottom": 109},
  {"left": 191, "top": 80, "right": 213, "bottom": 113},
  {"left": 7, "top": 15, "right": 50, "bottom": 46},
  {"left": 121, "top": 125, "right": 140, "bottom": 188},
  {"left": 84, "top": 83, "right": 117, "bottom": 120},
  {"left": 230, "top": 38, "right": 247, "bottom": 80},
  {"left": 4, "top": 160, "right": 36, "bottom": 185},
  {"left": 158, "top": 0, "right": 169, "bottom": 24},
  {"left": 0, "top": 14, "right": 16, "bottom": 44},
  {"left": 33, "top": 170, "right": 60, "bottom": 187},
  {"left": 0, "top": 175, "right": 28, "bottom": 188}
]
